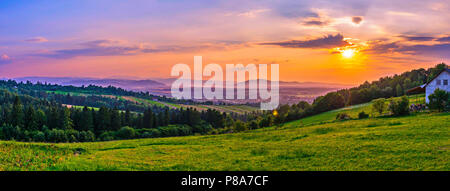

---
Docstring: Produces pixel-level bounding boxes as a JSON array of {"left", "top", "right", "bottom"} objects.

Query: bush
[
  {"left": 1, "top": 125, "right": 22, "bottom": 140},
  {"left": 83, "top": 131, "right": 96, "bottom": 142},
  {"left": 428, "top": 88, "right": 449, "bottom": 112},
  {"left": 336, "top": 113, "right": 351, "bottom": 120},
  {"left": 233, "top": 121, "right": 248, "bottom": 132},
  {"left": 116, "top": 126, "right": 136, "bottom": 139},
  {"left": 159, "top": 125, "right": 180, "bottom": 137},
  {"left": 248, "top": 120, "right": 259, "bottom": 130},
  {"left": 99, "top": 131, "right": 115, "bottom": 141},
  {"left": 32, "top": 131, "right": 46, "bottom": 142},
  {"left": 177, "top": 125, "right": 192, "bottom": 136},
  {"left": 388, "top": 96, "right": 409, "bottom": 116},
  {"left": 358, "top": 111, "right": 369, "bottom": 119},
  {"left": 192, "top": 121, "right": 212, "bottom": 134},
  {"left": 46, "top": 129, "right": 69, "bottom": 143},
  {"left": 372, "top": 98, "right": 386, "bottom": 115}
]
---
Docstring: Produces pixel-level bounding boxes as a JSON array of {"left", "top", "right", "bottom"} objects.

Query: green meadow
[{"left": 0, "top": 95, "right": 448, "bottom": 171}]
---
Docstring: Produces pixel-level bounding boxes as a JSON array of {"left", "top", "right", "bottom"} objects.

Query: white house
[{"left": 423, "top": 69, "right": 450, "bottom": 103}]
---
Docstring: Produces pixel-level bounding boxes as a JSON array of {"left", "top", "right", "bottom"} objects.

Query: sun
[{"left": 342, "top": 49, "right": 356, "bottom": 58}]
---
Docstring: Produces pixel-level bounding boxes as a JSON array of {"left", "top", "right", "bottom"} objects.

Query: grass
[
  {"left": 48, "top": 90, "right": 259, "bottom": 114},
  {"left": 0, "top": 95, "right": 448, "bottom": 171}
]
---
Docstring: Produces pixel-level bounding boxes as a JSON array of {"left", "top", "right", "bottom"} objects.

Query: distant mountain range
[
  {"left": 12, "top": 77, "right": 355, "bottom": 103},
  {"left": 14, "top": 76, "right": 166, "bottom": 91},
  {"left": 14, "top": 77, "right": 354, "bottom": 89}
]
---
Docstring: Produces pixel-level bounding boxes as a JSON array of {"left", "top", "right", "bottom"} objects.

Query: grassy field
[
  {"left": 47, "top": 90, "right": 259, "bottom": 113},
  {"left": 1, "top": 96, "right": 448, "bottom": 171}
]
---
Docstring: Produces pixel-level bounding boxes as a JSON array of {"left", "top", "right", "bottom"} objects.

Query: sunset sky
[{"left": 0, "top": 0, "right": 449, "bottom": 85}]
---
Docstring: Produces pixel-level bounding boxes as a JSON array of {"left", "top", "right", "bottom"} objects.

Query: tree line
[{"left": 264, "top": 63, "right": 448, "bottom": 125}]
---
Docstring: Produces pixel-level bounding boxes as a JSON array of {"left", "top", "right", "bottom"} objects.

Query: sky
[{"left": 0, "top": 0, "right": 449, "bottom": 85}]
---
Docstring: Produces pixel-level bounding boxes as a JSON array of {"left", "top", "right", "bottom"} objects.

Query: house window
[
  {"left": 436, "top": 80, "right": 441, "bottom": 85},
  {"left": 444, "top": 79, "right": 448, "bottom": 85}
]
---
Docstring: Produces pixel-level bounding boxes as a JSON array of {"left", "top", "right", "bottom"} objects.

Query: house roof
[
  {"left": 423, "top": 68, "right": 450, "bottom": 88},
  {"left": 406, "top": 86, "right": 425, "bottom": 94}
]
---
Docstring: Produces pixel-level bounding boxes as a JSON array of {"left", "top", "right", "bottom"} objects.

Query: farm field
[{"left": 1, "top": 95, "right": 448, "bottom": 171}]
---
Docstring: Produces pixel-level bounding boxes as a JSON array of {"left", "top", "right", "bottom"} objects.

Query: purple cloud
[
  {"left": 398, "top": 35, "right": 435, "bottom": 41},
  {"left": 0, "top": 54, "right": 12, "bottom": 64},
  {"left": 436, "top": 36, "right": 450, "bottom": 42},
  {"left": 259, "top": 34, "right": 349, "bottom": 49},
  {"left": 352, "top": 16, "right": 363, "bottom": 24},
  {"left": 25, "top": 37, "right": 48, "bottom": 43},
  {"left": 365, "top": 40, "right": 450, "bottom": 58}
]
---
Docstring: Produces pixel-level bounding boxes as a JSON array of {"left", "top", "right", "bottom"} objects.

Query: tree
[
  {"left": 24, "top": 106, "right": 38, "bottom": 130},
  {"left": 313, "top": 92, "right": 345, "bottom": 113},
  {"left": 59, "top": 108, "right": 73, "bottom": 130},
  {"left": 11, "top": 96, "right": 24, "bottom": 128},
  {"left": 403, "top": 78, "right": 412, "bottom": 90},
  {"left": 428, "top": 89, "right": 449, "bottom": 112},
  {"left": 80, "top": 106, "right": 94, "bottom": 131},
  {"left": 124, "top": 109, "right": 131, "bottom": 126},
  {"left": 116, "top": 126, "right": 136, "bottom": 139},
  {"left": 96, "top": 107, "right": 110, "bottom": 134},
  {"left": 143, "top": 108, "right": 154, "bottom": 129},
  {"left": 396, "top": 84, "right": 403, "bottom": 96},
  {"left": 110, "top": 108, "right": 121, "bottom": 131},
  {"left": 34, "top": 109, "right": 47, "bottom": 131},
  {"left": 372, "top": 98, "right": 386, "bottom": 115}
]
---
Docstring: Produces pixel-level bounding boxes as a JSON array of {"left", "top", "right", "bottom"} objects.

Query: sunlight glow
[{"left": 342, "top": 49, "right": 355, "bottom": 58}]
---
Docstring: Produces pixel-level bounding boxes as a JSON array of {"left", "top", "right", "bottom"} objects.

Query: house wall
[{"left": 425, "top": 71, "right": 450, "bottom": 103}]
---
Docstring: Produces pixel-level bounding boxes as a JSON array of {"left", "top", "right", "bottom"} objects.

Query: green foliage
[
  {"left": 372, "top": 98, "right": 386, "bottom": 115},
  {"left": 313, "top": 92, "right": 345, "bottom": 113},
  {"left": 428, "top": 88, "right": 450, "bottom": 112},
  {"left": 396, "top": 84, "right": 403, "bottom": 96},
  {"left": 1, "top": 103, "right": 448, "bottom": 171},
  {"left": 234, "top": 120, "right": 248, "bottom": 132},
  {"left": 388, "top": 96, "right": 410, "bottom": 116},
  {"left": 358, "top": 111, "right": 369, "bottom": 119},
  {"left": 32, "top": 131, "right": 46, "bottom": 142},
  {"left": 116, "top": 126, "right": 136, "bottom": 139}
]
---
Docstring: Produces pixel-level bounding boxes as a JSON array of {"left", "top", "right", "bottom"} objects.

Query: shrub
[
  {"left": 83, "top": 131, "right": 96, "bottom": 142},
  {"left": 336, "top": 113, "right": 351, "bottom": 120},
  {"left": 116, "top": 126, "right": 136, "bottom": 139},
  {"left": 372, "top": 98, "right": 386, "bottom": 115},
  {"left": 32, "top": 131, "right": 45, "bottom": 142},
  {"left": 46, "top": 129, "right": 69, "bottom": 143},
  {"left": 428, "top": 88, "right": 449, "bottom": 112},
  {"left": 388, "top": 96, "right": 409, "bottom": 116},
  {"left": 1, "top": 125, "right": 22, "bottom": 140},
  {"left": 358, "top": 111, "right": 369, "bottom": 119},
  {"left": 159, "top": 125, "right": 180, "bottom": 137},
  {"left": 234, "top": 121, "right": 248, "bottom": 132},
  {"left": 248, "top": 120, "right": 259, "bottom": 130},
  {"left": 99, "top": 131, "right": 115, "bottom": 141},
  {"left": 177, "top": 125, "right": 192, "bottom": 136},
  {"left": 192, "top": 121, "right": 212, "bottom": 134},
  {"left": 148, "top": 128, "right": 162, "bottom": 138}
]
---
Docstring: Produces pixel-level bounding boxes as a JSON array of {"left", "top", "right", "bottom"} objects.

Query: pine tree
[
  {"left": 80, "top": 106, "right": 94, "bottom": 131},
  {"left": 124, "top": 109, "right": 131, "bottom": 126},
  {"left": 110, "top": 108, "right": 121, "bottom": 131},
  {"left": 35, "top": 109, "right": 47, "bottom": 131},
  {"left": 11, "top": 96, "right": 24, "bottom": 127},
  {"left": 24, "top": 106, "right": 38, "bottom": 130},
  {"left": 59, "top": 108, "right": 73, "bottom": 130}
]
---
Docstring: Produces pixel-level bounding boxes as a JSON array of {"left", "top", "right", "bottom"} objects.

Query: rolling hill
[{"left": 1, "top": 95, "right": 448, "bottom": 171}]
